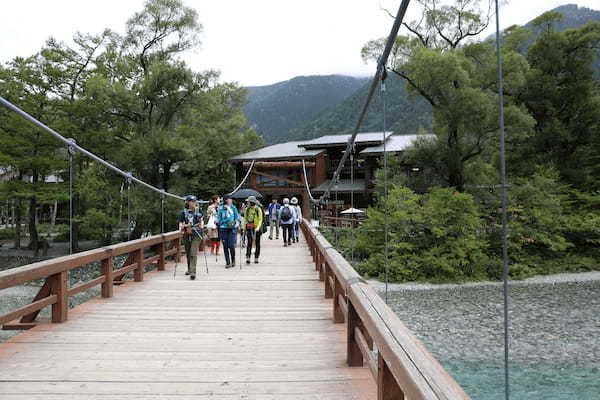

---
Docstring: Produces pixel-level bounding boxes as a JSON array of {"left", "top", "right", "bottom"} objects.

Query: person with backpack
[
  {"left": 205, "top": 195, "right": 221, "bottom": 256},
  {"left": 278, "top": 198, "right": 297, "bottom": 247},
  {"left": 290, "top": 197, "right": 303, "bottom": 243},
  {"left": 267, "top": 198, "right": 281, "bottom": 240},
  {"left": 216, "top": 195, "right": 240, "bottom": 268},
  {"left": 178, "top": 195, "right": 204, "bottom": 280},
  {"left": 243, "top": 195, "right": 264, "bottom": 264}
]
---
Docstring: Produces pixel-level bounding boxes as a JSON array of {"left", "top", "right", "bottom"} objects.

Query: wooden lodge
[{"left": 228, "top": 132, "right": 430, "bottom": 217}]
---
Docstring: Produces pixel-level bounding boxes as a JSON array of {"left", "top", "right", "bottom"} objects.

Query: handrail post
[
  {"left": 50, "top": 271, "right": 68, "bottom": 323},
  {"left": 378, "top": 354, "right": 405, "bottom": 400},
  {"left": 333, "top": 277, "right": 344, "bottom": 323},
  {"left": 318, "top": 252, "right": 325, "bottom": 281},
  {"left": 101, "top": 257, "right": 114, "bottom": 298},
  {"left": 347, "top": 299, "right": 363, "bottom": 367},
  {"left": 174, "top": 237, "right": 182, "bottom": 263},
  {"left": 134, "top": 248, "right": 144, "bottom": 282},
  {"left": 157, "top": 241, "right": 166, "bottom": 271},
  {"left": 324, "top": 262, "right": 333, "bottom": 299}
]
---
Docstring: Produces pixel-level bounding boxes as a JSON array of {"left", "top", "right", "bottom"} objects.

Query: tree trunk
[
  {"left": 14, "top": 198, "right": 22, "bottom": 250},
  {"left": 29, "top": 196, "right": 39, "bottom": 256}
]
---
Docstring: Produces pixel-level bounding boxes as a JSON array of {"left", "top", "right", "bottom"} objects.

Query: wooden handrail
[
  {"left": 301, "top": 218, "right": 470, "bottom": 400},
  {"left": 0, "top": 231, "right": 183, "bottom": 330}
]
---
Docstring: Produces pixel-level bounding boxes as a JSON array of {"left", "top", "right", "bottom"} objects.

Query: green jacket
[{"left": 243, "top": 205, "right": 263, "bottom": 231}]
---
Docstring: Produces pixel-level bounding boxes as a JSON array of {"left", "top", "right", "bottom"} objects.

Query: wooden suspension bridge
[{"left": 0, "top": 220, "right": 469, "bottom": 399}]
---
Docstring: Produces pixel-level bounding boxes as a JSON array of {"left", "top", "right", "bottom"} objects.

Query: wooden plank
[
  {"left": 355, "top": 327, "right": 377, "bottom": 379},
  {"left": 50, "top": 271, "right": 68, "bottom": 323},
  {"left": 143, "top": 255, "right": 160, "bottom": 266},
  {"left": 101, "top": 257, "right": 113, "bottom": 298},
  {"left": 0, "top": 295, "right": 57, "bottom": 325},
  {"left": 112, "top": 263, "right": 138, "bottom": 279},
  {"left": 67, "top": 276, "right": 106, "bottom": 297},
  {"left": 20, "top": 278, "right": 51, "bottom": 323}
]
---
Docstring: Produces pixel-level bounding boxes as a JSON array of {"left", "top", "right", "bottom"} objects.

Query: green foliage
[
  {"left": 353, "top": 185, "right": 488, "bottom": 282},
  {"left": 0, "top": 0, "right": 261, "bottom": 247}
]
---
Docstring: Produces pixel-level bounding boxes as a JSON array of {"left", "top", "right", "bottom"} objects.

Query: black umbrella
[{"left": 228, "top": 188, "right": 263, "bottom": 200}]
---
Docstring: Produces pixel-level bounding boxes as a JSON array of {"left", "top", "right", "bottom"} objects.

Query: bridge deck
[{"left": 0, "top": 234, "right": 375, "bottom": 399}]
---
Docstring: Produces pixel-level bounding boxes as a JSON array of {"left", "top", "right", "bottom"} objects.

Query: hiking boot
[
  {"left": 225, "top": 263, "right": 232, "bottom": 269},
  {"left": 190, "top": 274, "right": 196, "bottom": 280},
  {"left": 185, "top": 271, "right": 190, "bottom": 275},
  {"left": 288, "top": 241, "right": 292, "bottom": 246},
  {"left": 246, "top": 258, "right": 251, "bottom": 264},
  {"left": 268, "top": 236, "right": 272, "bottom": 240},
  {"left": 284, "top": 243, "right": 287, "bottom": 247},
  {"left": 254, "top": 258, "right": 259, "bottom": 264}
]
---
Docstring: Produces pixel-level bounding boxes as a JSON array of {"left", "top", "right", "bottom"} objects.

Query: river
[{"left": 375, "top": 272, "right": 600, "bottom": 399}]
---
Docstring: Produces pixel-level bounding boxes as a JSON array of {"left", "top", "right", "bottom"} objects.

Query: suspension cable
[
  {"left": 301, "top": 159, "right": 318, "bottom": 203},
  {"left": 318, "top": 0, "right": 411, "bottom": 204},
  {"left": 227, "top": 160, "right": 255, "bottom": 195},
  {"left": 68, "top": 141, "right": 74, "bottom": 255},
  {"left": 0, "top": 96, "right": 187, "bottom": 201},
  {"left": 494, "top": 0, "right": 511, "bottom": 398},
  {"left": 382, "top": 72, "right": 390, "bottom": 304}
]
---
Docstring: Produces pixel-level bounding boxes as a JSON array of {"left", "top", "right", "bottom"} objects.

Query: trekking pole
[
  {"left": 196, "top": 231, "right": 209, "bottom": 275},
  {"left": 239, "top": 228, "right": 243, "bottom": 270}
]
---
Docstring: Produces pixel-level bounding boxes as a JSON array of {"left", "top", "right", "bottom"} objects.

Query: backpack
[{"left": 280, "top": 205, "right": 292, "bottom": 222}]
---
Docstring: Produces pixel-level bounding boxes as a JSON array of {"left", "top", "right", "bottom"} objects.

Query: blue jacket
[
  {"left": 268, "top": 203, "right": 281, "bottom": 220},
  {"left": 216, "top": 204, "right": 240, "bottom": 229}
]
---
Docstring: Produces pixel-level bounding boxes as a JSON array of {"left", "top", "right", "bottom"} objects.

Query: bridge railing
[
  {"left": 301, "top": 219, "right": 470, "bottom": 400},
  {"left": 0, "top": 231, "right": 182, "bottom": 330}
]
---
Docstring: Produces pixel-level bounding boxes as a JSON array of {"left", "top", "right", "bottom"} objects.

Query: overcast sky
[{"left": 1, "top": 1, "right": 598, "bottom": 86}]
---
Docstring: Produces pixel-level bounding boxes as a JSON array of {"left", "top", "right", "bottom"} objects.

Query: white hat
[
  {"left": 283, "top": 198, "right": 290, "bottom": 204},
  {"left": 291, "top": 197, "right": 298, "bottom": 205}
]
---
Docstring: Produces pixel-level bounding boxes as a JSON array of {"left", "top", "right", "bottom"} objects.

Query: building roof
[
  {"left": 298, "top": 132, "right": 393, "bottom": 149},
  {"left": 359, "top": 134, "right": 434, "bottom": 155},
  {"left": 312, "top": 179, "right": 366, "bottom": 192},
  {"left": 228, "top": 141, "right": 324, "bottom": 162}
]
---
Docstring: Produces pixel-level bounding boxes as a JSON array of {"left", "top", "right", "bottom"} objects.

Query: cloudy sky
[{"left": 1, "top": 0, "right": 598, "bottom": 86}]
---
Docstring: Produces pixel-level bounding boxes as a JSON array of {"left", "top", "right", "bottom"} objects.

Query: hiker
[
  {"left": 216, "top": 195, "right": 240, "bottom": 268},
  {"left": 278, "top": 198, "right": 297, "bottom": 247},
  {"left": 243, "top": 195, "right": 264, "bottom": 264},
  {"left": 178, "top": 195, "right": 203, "bottom": 280},
  {"left": 206, "top": 195, "right": 220, "bottom": 256},
  {"left": 290, "top": 197, "right": 303, "bottom": 243},
  {"left": 267, "top": 198, "right": 281, "bottom": 240}
]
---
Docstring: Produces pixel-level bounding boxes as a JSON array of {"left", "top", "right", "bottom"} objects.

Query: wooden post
[
  {"left": 347, "top": 300, "right": 363, "bottom": 367},
  {"left": 378, "top": 354, "right": 404, "bottom": 400},
  {"left": 324, "top": 263, "right": 333, "bottom": 299},
  {"left": 333, "top": 277, "right": 344, "bottom": 323},
  {"left": 318, "top": 255, "right": 325, "bottom": 281},
  {"left": 157, "top": 242, "right": 165, "bottom": 271},
  {"left": 50, "top": 271, "right": 68, "bottom": 323},
  {"left": 315, "top": 250, "right": 320, "bottom": 272},
  {"left": 134, "top": 248, "right": 144, "bottom": 282},
  {"left": 174, "top": 237, "right": 182, "bottom": 263},
  {"left": 101, "top": 257, "right": 113, "bottom": 298}
]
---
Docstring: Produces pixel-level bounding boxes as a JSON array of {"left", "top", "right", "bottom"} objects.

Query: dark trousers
[
  {"left": 219, "top": 228, "right": 237, "bottom": 265},
  {"left": 246, "top": 230, "right": 262, "bottom": 259},
  {"left": 282, "top": 224, "right": 293, "bottom": 244}
]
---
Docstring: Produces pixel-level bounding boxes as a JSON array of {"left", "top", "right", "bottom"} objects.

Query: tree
[
  {"left": 0, "top": 56, "right": 68, "bottom": 254},
  {"left": 363, "top": 0, "right": 534, "bottom": 192},
  {"left": 515, "top": 15, "right": 600, "bottom": 190}
]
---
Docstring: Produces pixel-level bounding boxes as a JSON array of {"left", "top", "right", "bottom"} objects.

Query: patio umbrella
[
  {"left": 228, "top": 188, "right": 263, "bottom": 200},
  {"left": 340, "top": 207, "right": 364, "bottom": 214}
]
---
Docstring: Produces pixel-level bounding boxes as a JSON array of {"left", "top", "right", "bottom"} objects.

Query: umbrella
[
  {"left": 228, "top": 188, "right": 263, "bottom": 200},
  {"left": 340, "top": 207, "right": 364, "bottom": 214}
]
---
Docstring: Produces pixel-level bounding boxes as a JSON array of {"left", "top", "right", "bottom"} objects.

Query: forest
[{"left": 325, "top": 0, "right": 600, "bottom": 282}]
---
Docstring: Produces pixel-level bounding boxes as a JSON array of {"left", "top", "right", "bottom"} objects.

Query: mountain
[
  {"left": 289, "top": 72, "right": 431, "bottom": 141},
  {"left": 243, "top": 75, "right": 369, "bottom": 144}
]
